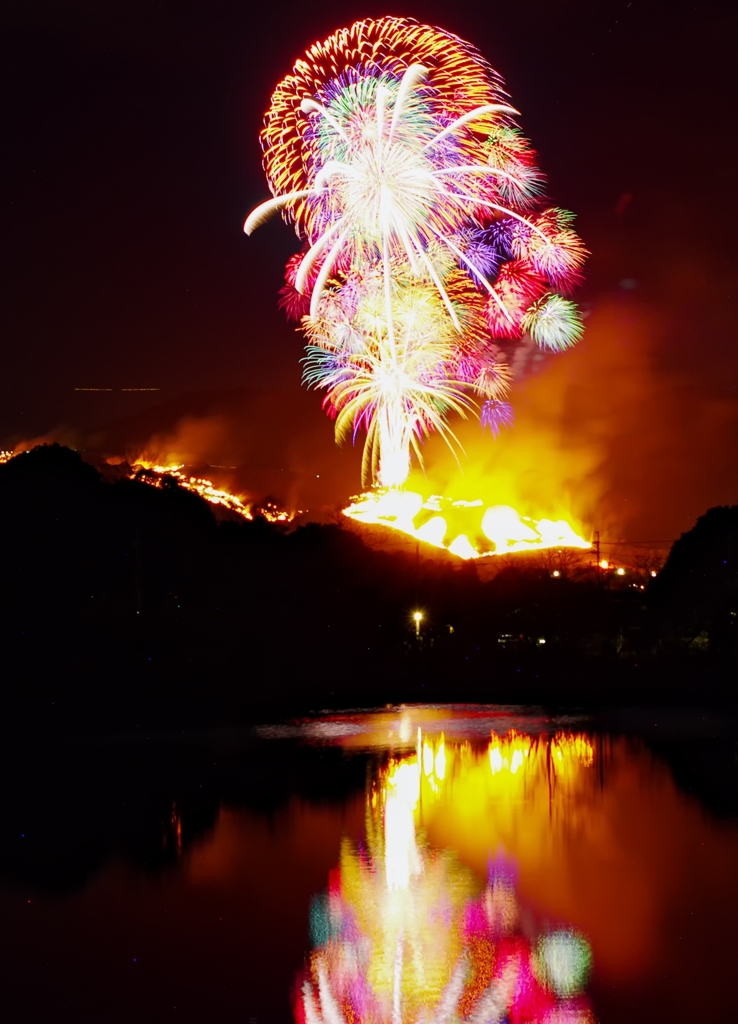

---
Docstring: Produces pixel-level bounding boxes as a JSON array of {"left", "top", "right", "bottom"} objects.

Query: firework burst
[{"left": 245, "top": 16, "right": 586, "bottom": 487}]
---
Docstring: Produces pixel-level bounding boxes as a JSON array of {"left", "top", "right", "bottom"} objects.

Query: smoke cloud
[{"left": 409, "top": 295, "right": 738, "bottom": 543}]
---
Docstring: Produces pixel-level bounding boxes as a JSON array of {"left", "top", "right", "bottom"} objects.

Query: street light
[{"left": 413, "top": 611, "right": 423, "bottom": 638}]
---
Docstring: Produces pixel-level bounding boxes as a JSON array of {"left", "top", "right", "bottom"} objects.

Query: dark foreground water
[{"left": 2, "top": 706, "right": 738, "bottom": 1023}]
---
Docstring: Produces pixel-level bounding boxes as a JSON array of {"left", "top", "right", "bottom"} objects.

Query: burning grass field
[
  {"left": 5, "top": 444, "right": 592, "bottom": 560},
  {"left": 343, "top": 488, "right": 591, "bottom": 560},
  {"left": 4, "top": 447, "right": 671, "bottom": 582}
]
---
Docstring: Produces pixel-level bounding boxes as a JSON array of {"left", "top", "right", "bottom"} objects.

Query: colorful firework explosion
[{"left": 246, "top": 16, "right": 586, "bottom": 487}]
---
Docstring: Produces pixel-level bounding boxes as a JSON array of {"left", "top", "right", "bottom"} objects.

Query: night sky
[{"left": 3, "top": 1, "right": 736, "bottom": 538}]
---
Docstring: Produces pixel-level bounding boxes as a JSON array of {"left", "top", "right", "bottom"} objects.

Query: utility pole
[{"left": 595, "top": 530, "right": 601, "bottom": 588}]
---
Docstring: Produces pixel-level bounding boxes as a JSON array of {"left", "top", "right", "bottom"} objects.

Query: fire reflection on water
[
  {"left": 7, "top": 715, "right": 734, "bottom": 1022},
  {"left": 299, "top": 732, "right": 597, "bottom": 1024}
]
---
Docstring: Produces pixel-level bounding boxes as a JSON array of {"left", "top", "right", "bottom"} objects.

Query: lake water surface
[{"left": 2, "top": 706, "right": 737, "bottom": 1023}]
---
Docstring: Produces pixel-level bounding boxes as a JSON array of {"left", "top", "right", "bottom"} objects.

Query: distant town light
[
  {"left": 616, "top": 567, "right": 626, "bottom": 576},
  {"left": 552, "top": 570, "right": 561, "bottom": 578}
]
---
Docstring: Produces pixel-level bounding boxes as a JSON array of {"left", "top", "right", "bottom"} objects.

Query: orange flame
[
  {"left": 1, "top": 448, "right": 294, "bottom": 523},
  {"left": 343, "top": 488, "right": 591, "bottom": 559},
  {"left": 131, "top": 459, "right": 256, "bottom": 520},
  {"left": 129, "top": 461, "right": 296, "bottom": 522}
]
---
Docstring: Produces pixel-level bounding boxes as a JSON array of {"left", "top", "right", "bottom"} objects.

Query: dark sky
[{"left": 2, "top": 1, "right": 737, "bottom": 537}]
